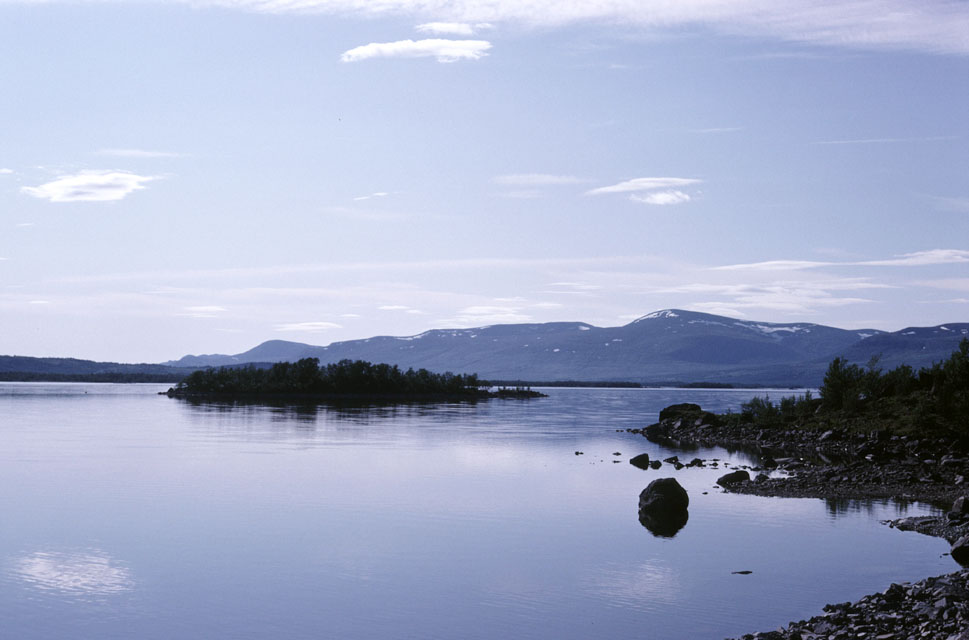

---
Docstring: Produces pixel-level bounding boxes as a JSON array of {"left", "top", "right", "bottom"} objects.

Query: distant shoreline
[
  {"left": 0, "top": 372, "right": 186, "bottom": 383},
  {"left": 0, "top": 372, "right": 802, "bottom": 390}
]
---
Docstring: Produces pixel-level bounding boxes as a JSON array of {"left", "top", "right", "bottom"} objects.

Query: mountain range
[
  {"left": 162, "top": 309, "right": 969, "bottom": 387},
  {"left": 2, "top": 310, "right": 965, "bottom": 386}
]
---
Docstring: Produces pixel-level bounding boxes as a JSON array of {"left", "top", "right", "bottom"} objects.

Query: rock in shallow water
[
  {"left": 717, "top": 470, "right": 751, "bottom": 487},
  {"left": 639, "top": 477, "right": 689, "bottom": 513},
  {"left": 629, "top": 453, "right": 651, "bottom": 470}
]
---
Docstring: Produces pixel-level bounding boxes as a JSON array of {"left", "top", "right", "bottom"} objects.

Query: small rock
[{"left": 629, "top": 453, "right": 651, "bottom": 470}]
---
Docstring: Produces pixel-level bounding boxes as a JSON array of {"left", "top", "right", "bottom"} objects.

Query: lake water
[{"left": 0, "top": 384, "right": 953, "bottom": 639}]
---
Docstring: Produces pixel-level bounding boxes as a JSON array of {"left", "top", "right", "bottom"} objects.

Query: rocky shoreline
[{"left": 630, "top": 403, "right": 969, "bottom": 640}]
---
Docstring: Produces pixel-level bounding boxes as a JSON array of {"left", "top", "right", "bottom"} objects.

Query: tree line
[{"left": 733, "top": 338, "right": 969, "bottom": 437}]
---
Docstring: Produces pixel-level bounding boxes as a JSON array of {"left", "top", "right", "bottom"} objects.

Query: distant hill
[
  {"left": 162, "top": 309, "right": 968, "bottom": 386},
  {"left": 0, "top": 356, "right": 195, "bottom": 381}
]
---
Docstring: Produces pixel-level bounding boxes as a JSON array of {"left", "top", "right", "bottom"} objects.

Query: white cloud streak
[
  {"left": 586, "top": 177, "right": 701, "bottom": 196},
  {"left": 21, "top": 171, "right": 159, "bottom": 203},
  {"left": 353, "top": 191, "right": 389, "bottom": 201},
  {"left": 718, "top": 249, "right": 969, "bottom": 271},
  {"left": 630, "top": 190, "right": 692, "bottom": 205},
  {"left": 340, "top": 38, "right": 492, "bottom": 63}
]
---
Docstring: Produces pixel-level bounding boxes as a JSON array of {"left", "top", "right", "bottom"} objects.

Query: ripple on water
[{"left": 14, "top": 550, "right": 134, "bottom": 596}]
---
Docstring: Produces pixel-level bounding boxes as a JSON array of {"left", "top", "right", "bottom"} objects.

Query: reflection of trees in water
[
  {"left": 823, "top": 497, "right": 922, "bottom": 518},
  {"left": 175, "top": 397, "right": 484, "bottom": 430}
]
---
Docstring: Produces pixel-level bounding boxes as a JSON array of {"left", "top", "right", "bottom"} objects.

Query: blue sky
[{"left": 0, "top": 0, "right": 967, "bottom": 362}]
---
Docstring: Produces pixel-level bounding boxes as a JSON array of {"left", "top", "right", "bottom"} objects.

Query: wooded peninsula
[{"left": 165, "top": 358, "right": 544, "bottom": 401}]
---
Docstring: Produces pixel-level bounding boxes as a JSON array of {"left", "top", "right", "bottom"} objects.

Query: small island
[{"left": 165, "top": 358, "right": 545, "bottom": 401}]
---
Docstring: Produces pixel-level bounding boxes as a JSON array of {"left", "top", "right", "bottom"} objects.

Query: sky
[{"left": 0, "top": 0, "right": 967, "bottom": 363}]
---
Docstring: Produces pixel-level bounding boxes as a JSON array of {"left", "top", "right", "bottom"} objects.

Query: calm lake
[{"left": 0, "top": 384, "right": 953, "bottom": 639}]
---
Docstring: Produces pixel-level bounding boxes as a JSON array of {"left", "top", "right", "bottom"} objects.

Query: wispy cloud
[
  {"left": 274, "top": 321, "right": 342, "bottom": 332},
  {"left": 378, "top": 304, "right": 424, "bottom": 314},
  {"left": 715, "top": 259, "right": 834, "bottom": 271},
  {"left": 96, "top": 148, "right": 182, "bottom": 158},
  {"left": 493, "top": 173, "right": 587, "bottom": 186},
  {"left": 586, "top": 177, "right": 701, "bottom": 196},
  {"left": 416, "top": 22, "right": 492, "bottom": 36},
  {"left": 341, "top": 39, "right": 492, "bottom": 63},
  {"left": 21, "top": 170, "right": 159, "bottom": 203},
  {"left": 49, "top": 255, "right": 654, "bottom": 286},
  {"left": 0, "top": 168, "right": 13, "bottom": 175},
  {"left": 180, "top": 305, "right": 227, "bottom": 318},
  {"left": 165, "top": 0, "right": 969, "bottom": 56},
  {"left": 681, "top": 280, "right": 882, "bottom": 314},
  {"left": 813, "top": 135, "right": 956, "bottom": 145},
  {"left": 630, "top": 190, "right": 691, "bottom": 206},
  {"left": 861, "top": 249, "right": 969, "bottom": 267},
  {"left": 353, "top": 191, "right": 389, "bottom": 201},
  {"left": 443, "top": 305, "right": 533, "bottom": 326},
  {"left": 717, "top": 249, "right": 969, "bottom": 271},
  {"left": 930, "top": 195, "right": 969, "bottom": 213}
]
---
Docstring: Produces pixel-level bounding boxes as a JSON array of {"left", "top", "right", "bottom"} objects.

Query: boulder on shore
[
  {"left": 657, "top": 402, "right": 721, "bottom": 427},
  {"left": 639, "top": 477, "right": 689, "bottom": 513},
  {"left": 717, "top": 470, "right": 751, "bottom": 486},
  {"left": 952, "top": 536, "right": 969, "bottom": 567}
]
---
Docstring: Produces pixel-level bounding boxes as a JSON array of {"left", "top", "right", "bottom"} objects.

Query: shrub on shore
[{"left": 727, "top": 338, "right": 969, "bottom": 438}]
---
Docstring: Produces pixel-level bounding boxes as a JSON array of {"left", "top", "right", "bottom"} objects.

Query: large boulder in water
[{"left": 639, "top": 477, "right": 689, "bottom": 513}]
